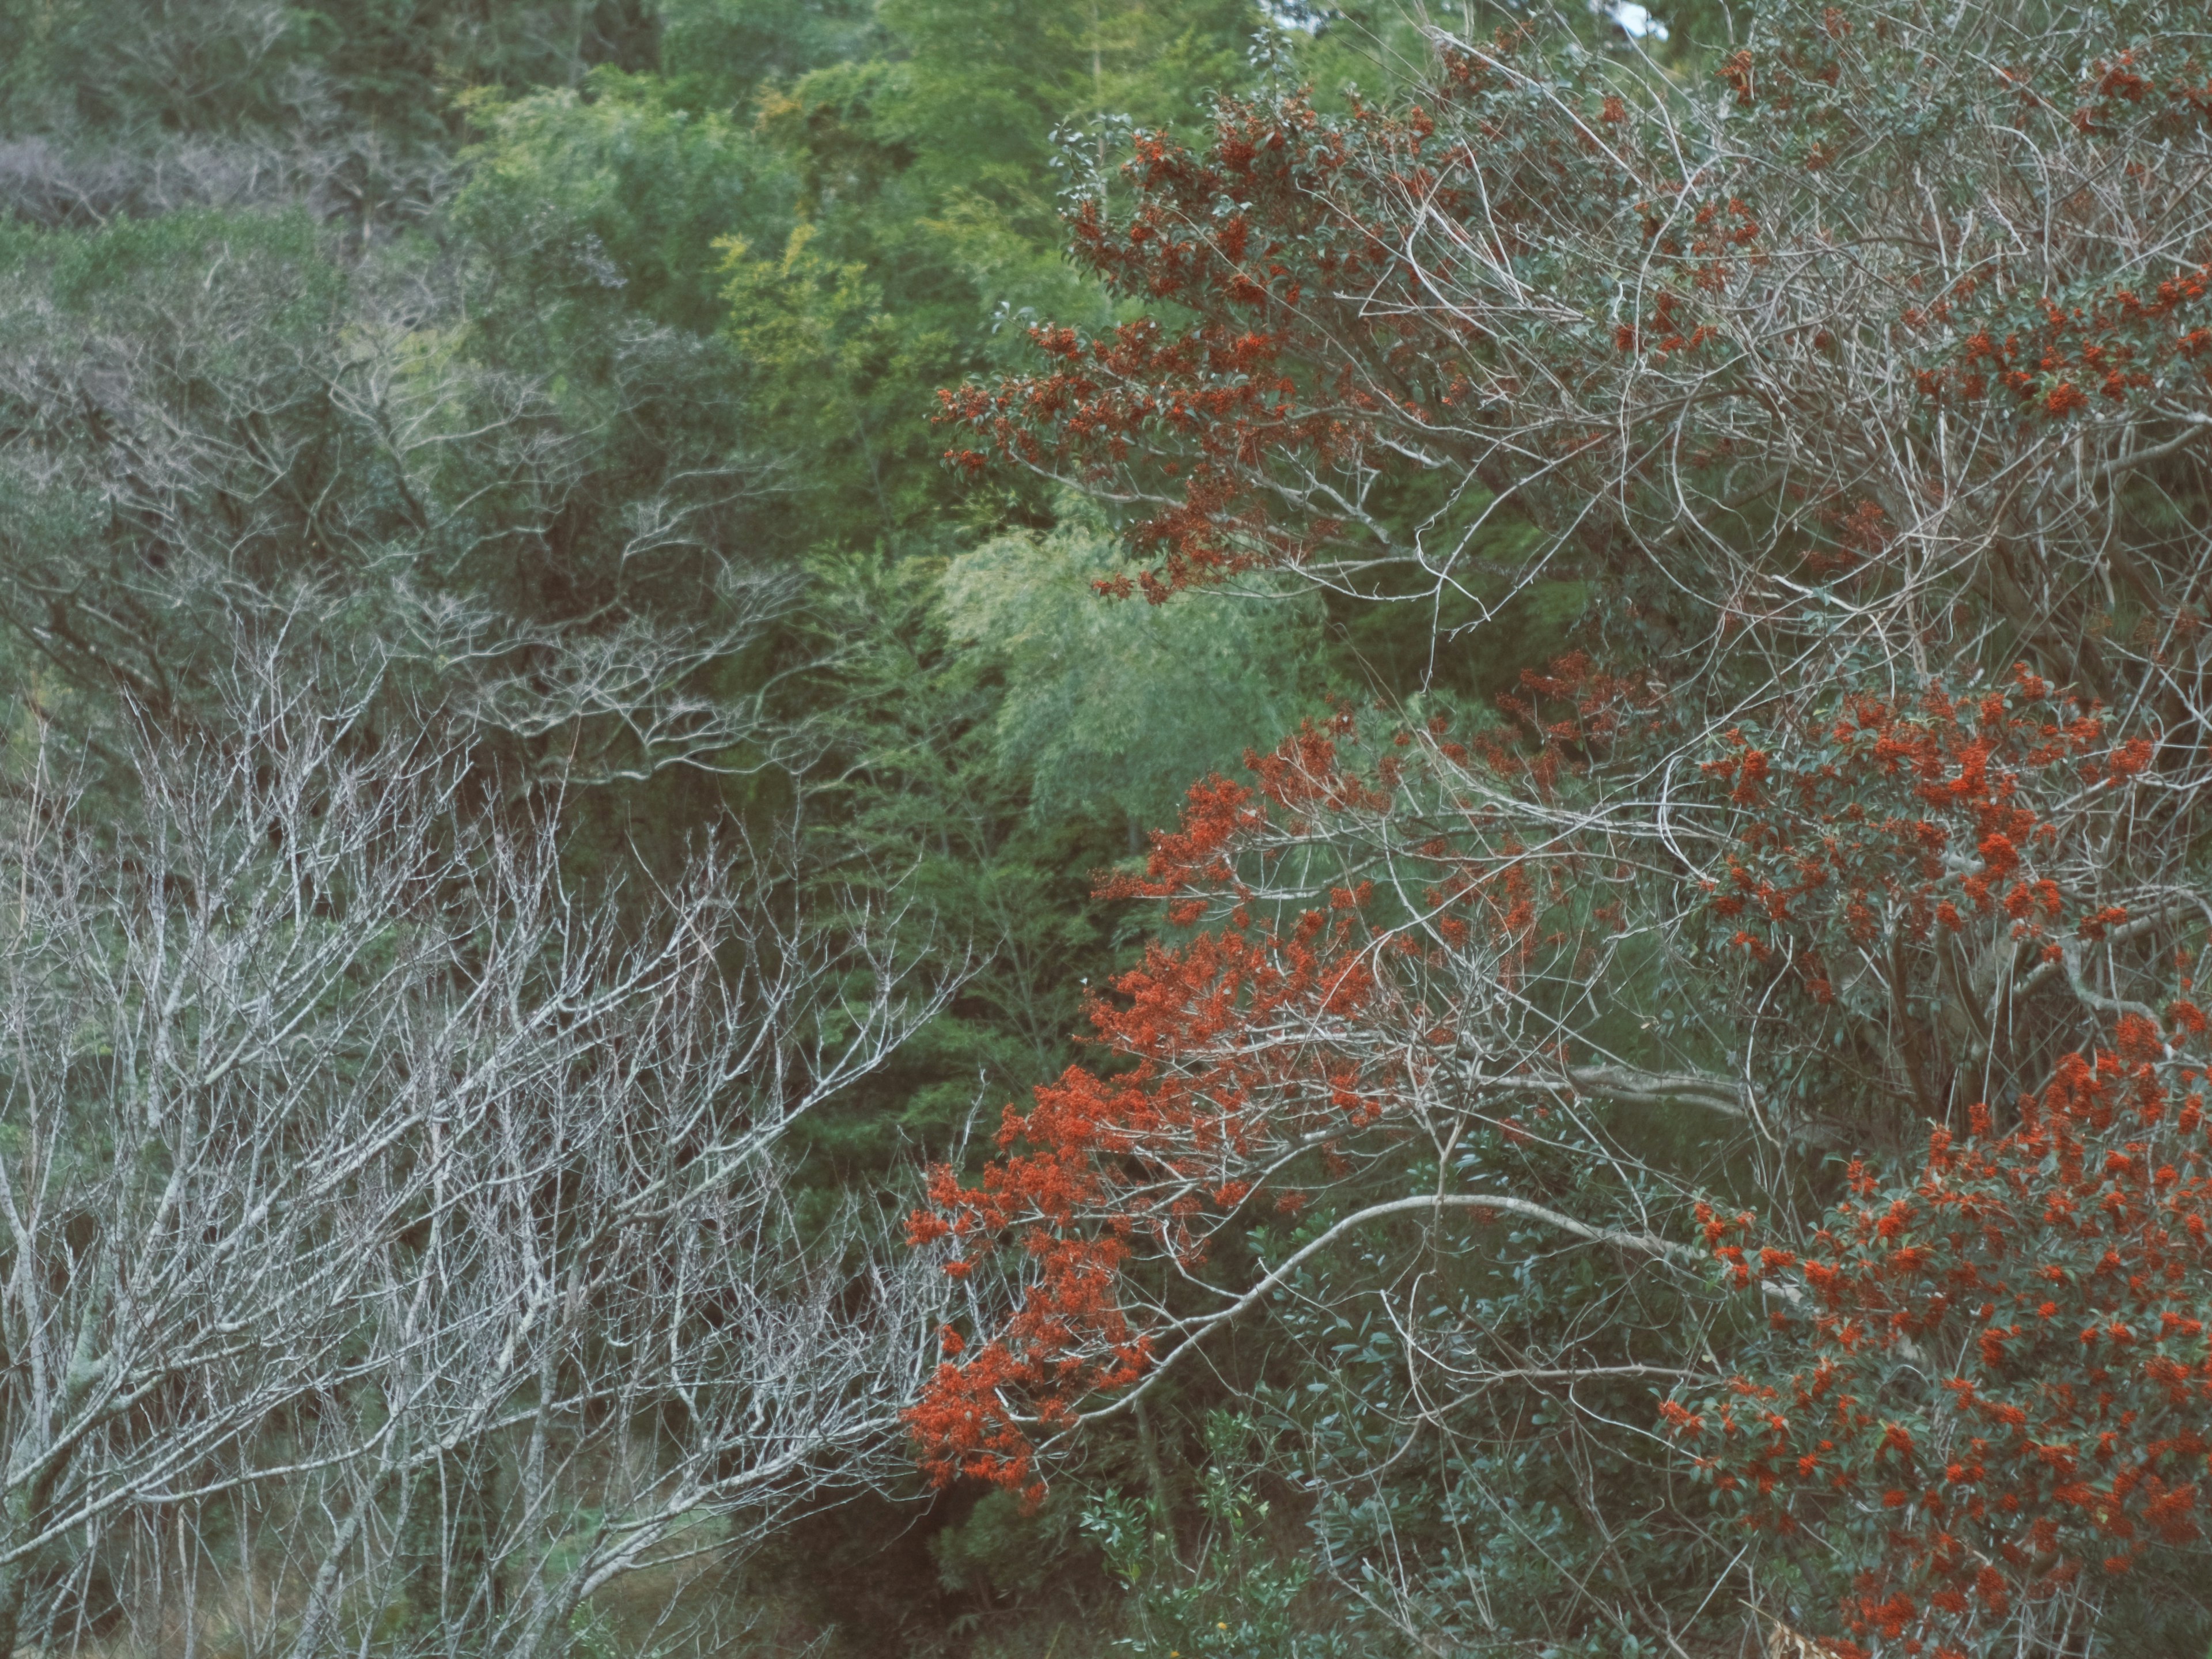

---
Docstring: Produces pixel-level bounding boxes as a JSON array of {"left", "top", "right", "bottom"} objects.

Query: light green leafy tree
[{"left": 942, "top": 501, "right": 1320, "bottom": 844}]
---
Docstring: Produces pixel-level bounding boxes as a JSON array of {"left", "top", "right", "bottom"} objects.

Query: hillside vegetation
[{"left": 0, "top": 0, "right": 2207, "bottom": 1655}]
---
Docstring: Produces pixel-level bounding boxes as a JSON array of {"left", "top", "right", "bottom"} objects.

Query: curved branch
[
  {"left": 1466, "top": 1061, "right": 1844, "bottom": 1147},
  {"left": 1070, "top": 1192, "right": 1700, "bottom": 1429}
]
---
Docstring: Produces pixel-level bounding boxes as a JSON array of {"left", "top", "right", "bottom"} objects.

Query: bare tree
[
  {"left": 0, "top": 646, "right": 951, "bottom": 1656},
  {"left": 0, "top": 203, "right": 802, "bottom": 789}
]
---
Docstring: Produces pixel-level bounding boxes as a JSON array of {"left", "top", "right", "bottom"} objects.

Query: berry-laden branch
[
  {"left": 1669, "top": 1012, "right": 2212, "bottom": 1657},
  {"left": 939, "top": 0, "right": 2212, "bottom": 746},
  {"left": 903, "top": 656, "right": 2197, "bottom": 1524}
]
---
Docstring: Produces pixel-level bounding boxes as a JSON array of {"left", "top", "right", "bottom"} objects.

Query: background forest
[{"left": 0, "top": 0, "right": 2209, "bottom": 1655}]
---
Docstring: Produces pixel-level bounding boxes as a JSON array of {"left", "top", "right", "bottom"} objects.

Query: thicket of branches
[
  {"left": 920, "top": 1, "right": 2212, "bottom": 1652},
  {"left": 0, "top": 647, "right": 949, "bottom": 1653}
]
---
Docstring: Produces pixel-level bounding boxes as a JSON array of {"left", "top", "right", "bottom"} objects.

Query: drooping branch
[{"left": 1071, "top": 1191, "right": 1704, "bottom": 1429}]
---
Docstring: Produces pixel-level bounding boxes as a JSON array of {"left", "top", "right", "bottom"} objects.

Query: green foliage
[
  {"left": 718, "top": 224, "right": 960, "bottom": 547},
  {"left": 1225, "top": 1151, "right": 1729, "bottom": 1657},
  {"left": 789, "top": 501, "right": 1325, "bottom": 1178},
  {"left": 1082, "top": 1417, "right": 1324, "bottom": 1659},
  {"left": 660, "top": 0, "right": 885, "bottom": 110},
  {"left": 874, "top": 0, "right": 1256, "bottom": 229},
  {"left": 930, "top": 1487, "right": 1086, "bottom": 1600},
  {"left": 729, "top": 0, "right": 1272, "bottom": 549},
  {"left": 942, "top": 501, "right": 1320, "bottom": 832},
  {"left": 0, "top": 0, "right": 660, "bottom": 143},
  {"left": 0, "top": 199, "right": 335, "bottom": 315},
  {"left": 455, "top": 70, "right": 790, "bottom": 333},
  {"left": 786, "top": 547, "right": 1118, "bottom": 1168}
]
